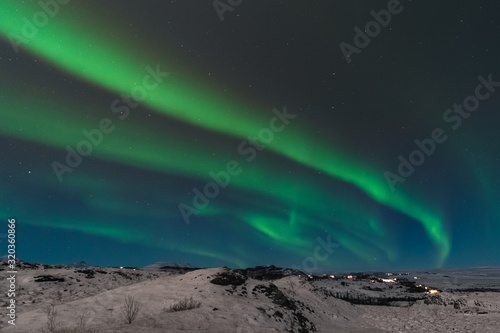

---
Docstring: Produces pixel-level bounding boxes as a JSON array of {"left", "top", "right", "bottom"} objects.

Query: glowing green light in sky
[{"left": 0, "top": 1, "right": 450, "bottom": 265}]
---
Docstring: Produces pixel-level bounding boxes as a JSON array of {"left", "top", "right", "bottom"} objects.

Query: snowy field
[{"left": 1, "top": 261, "right": 499, "bottom": 332}]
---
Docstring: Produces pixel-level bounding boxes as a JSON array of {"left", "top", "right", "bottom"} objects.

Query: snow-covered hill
[{"left": 1, "top": 261, "right": 499, "bottom": 332}]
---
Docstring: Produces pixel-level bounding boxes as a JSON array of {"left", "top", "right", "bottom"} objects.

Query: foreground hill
[{"left": 1, "top": 261, "right": 499, "bottom": 332}]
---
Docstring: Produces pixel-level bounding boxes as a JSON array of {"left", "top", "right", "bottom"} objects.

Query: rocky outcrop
[{"left": 239, "top": 265, "right": 304, "bottom": 280}]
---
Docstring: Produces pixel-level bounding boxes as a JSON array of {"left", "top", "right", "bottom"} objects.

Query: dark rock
[
  {"left": 238, "top": 265, "right": 303, "bottom": 280},
  {"left": 34, "top": 275, "right": 65, "bottom": 282},
  {"left": 75, "top": 269, "right": 96, "bottom": 279},
  {"left": 253, "top": 284, "right": 296, "bottom": 311},
  {"left": 210, "top": 270, "right": 247, "bottom": 286}
]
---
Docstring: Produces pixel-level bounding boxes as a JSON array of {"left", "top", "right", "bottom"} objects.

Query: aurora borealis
[{"left": 1, "top": 1, "right": 499, "bottom": 271}]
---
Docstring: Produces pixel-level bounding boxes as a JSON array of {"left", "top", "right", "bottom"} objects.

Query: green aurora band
[
  {"left": 1, "top": 85, "right": 401, "bottom": 266},
  {"left": 0, "top": 1, "right": 450, "bottom": 265}
]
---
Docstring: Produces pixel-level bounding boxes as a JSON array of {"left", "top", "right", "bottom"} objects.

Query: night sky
[{"left": 1, "top": 0, "right": 499, "bottom": 272}]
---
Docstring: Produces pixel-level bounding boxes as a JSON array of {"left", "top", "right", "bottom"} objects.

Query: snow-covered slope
[{"left": 1, "top": 262, "right": 499, "bottom": 332}]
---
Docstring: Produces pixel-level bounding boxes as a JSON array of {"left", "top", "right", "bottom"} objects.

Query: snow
[{"left": 1, "top": 261, "right": 499, "bottom": 332}]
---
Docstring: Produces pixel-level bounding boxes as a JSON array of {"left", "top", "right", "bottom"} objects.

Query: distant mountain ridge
[
  {"left": 63, "top": 261, "right": 96, "bottom": 268},
  {"left": 142, "top": 261, "right": 194, "bottom": 270},
  {"left": 0, "top": 255, "right": 22, "bottom": 262}
]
